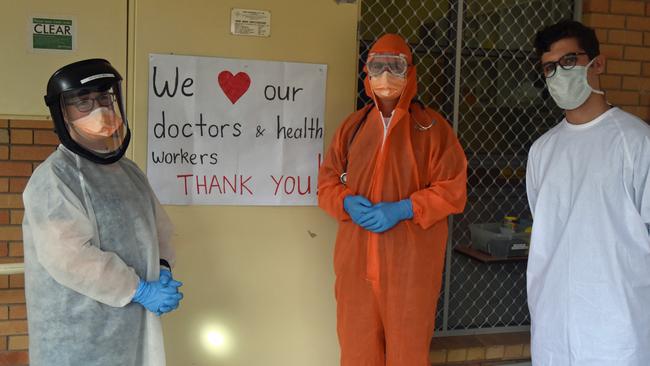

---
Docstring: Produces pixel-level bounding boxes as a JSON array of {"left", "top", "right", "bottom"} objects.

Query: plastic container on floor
[{"left": 469, "top": 222, "right": 530, "bottom": 258}]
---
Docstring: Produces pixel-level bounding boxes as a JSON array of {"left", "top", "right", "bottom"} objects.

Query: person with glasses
[
  {"left": 318, "top": 33, "right": 467, "bottom": 365},
  {"left": 526, "top": 20, "right": 650, "bottom": 366},
  {"left": 22, "top": 59, "right": 184, "bottom": 366}
]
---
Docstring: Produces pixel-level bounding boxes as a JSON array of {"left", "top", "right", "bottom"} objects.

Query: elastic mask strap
[{"left": 585, "top": 58, "right": 605, "bottom": 95}]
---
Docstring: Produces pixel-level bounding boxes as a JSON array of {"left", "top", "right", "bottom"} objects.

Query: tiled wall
[
  {"left": 0, "top": 119, "right": 57, "bottom": 366},
  {"left": 584, "top": 0, "right": 650, "bottom": 121}
]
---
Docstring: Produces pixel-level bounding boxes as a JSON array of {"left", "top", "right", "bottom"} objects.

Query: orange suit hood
[{"left": 363, "top": 34, "right": 417, "bottom": 127}]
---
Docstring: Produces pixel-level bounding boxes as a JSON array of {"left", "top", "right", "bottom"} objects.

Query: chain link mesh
[{"left": 357, "top": 0, "right": 574, "bottom": 332}]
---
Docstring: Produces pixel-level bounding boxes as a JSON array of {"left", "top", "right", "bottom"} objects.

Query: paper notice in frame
[{"left": 230, "top": 8, "right": 271, "bottom": 37}]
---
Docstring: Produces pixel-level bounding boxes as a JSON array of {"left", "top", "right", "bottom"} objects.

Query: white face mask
[{"left": 545, "top": 58, "right": 604, "bottom": 110}]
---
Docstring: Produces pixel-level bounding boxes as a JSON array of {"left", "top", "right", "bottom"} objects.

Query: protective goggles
[{"left": 366, "top": 53, "right": 409, "bottom": 78}]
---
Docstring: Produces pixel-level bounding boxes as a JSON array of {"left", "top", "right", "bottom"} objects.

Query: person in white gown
[
  {"left": 23, "top": 59, "right": 183, "bottom": 366},
  {"left": 526, "top": 20, "right": 650, "bottom": 366}
]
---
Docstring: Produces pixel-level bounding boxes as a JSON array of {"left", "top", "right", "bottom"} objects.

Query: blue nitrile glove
[
  {"left": 132, "top": 278, "right": 183, "bottom": 315},
  {"left": 358, "top": 199, "right": 413, "bottom": 233},
  {"left": 343, "top": 195, "right": 373, "bottom": 225},
  {"left": 157, "top": 269, "right": 184, "bottom": 315},
  {"left": 159, "top": 269, "right": 183, "bottom": 288}
]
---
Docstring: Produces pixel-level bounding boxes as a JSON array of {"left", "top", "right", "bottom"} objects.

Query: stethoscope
[{"left": 339, "top": 100, "right": 436, "bottom": 185}]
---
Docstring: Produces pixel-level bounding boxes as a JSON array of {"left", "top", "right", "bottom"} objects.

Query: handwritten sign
[{"left": 147, "top": 54, "right": 327, "bottom": 205}]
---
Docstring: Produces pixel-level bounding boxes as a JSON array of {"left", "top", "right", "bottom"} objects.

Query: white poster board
[{"left": 147, "top": 54, "right": 327, "bottom": 205}]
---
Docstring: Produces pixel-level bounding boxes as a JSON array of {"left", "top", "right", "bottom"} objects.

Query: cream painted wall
[
  {"left": 128, "top": 1, "right": 359, "bottom": 365},
  {"left": 0, "top": 0, "right": 127, "bottom": 119}
]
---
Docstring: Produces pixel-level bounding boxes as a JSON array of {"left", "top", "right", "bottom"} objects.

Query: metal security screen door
[{"left": 357, "top": 0, "right": 577, "bottom": 334}]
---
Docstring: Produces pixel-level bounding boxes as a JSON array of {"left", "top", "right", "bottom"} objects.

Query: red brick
[
  {"left": 0, "top": 120, "right": 7, "bottom": 128},
  {"left": 33, "top": 130, "right": 59, "bottom": 145},
  {"left": 9, "top": 211, "right": 22, "bottom": 226},
  {"left": 0, "top": 129, "right": 7, "bottom": 144},
  {"left": 8, "top": 243, "right": 22, "bottom": 258},
  {"left": 609, "top": 30, "right": 643, "bottom": 45},
  {"left": 607, "top": 90, "right": 640, "bottom": 105},
  {"left": 0, "top": 163, "right": 31, "bottom": 177},
  {"left": 640, "top": 92, "right": 650, "bottom": 105},
  {"left": 0, "top": 277, "right": 7, "bottom": 289},
  {"left": 0, "top": 350, "right": 29, "bottom": 365},
  {"left": 600, "top": 44, "right": 624, "bottom": 58},
  {"left": 647, "top": 2, "right": 650, "bottom": 15},
  {"left": 643, "top": 62, "right": 650, "bottom": 76},
  {"left": 7, "top": 335, "right": 27, "bottom": 351},
  {"left": 0, "top": 147, "right": 7, "bottom": 161},
  {"left": 9, "top": 119, "right": 52, "bottom": 129},
  {"left": 0, "top": 180, "right": 7, "bottom": 193},
  {"left": 619, "top": 106, "right": 644, "bottom": 118},
  {"left": 0, "top": 228, "right": 21, "bottom": 242},
  {"left": 622, "top": 105, "right": 650, "bottom": 120},
  {"left": 8, "top": 305, "right": 25, "bottom": 320},
  {"left": 595, "top": 28, "right": 608, "bottom": 43},
  {"left": 8, "top": 275, "right": 23, "bottom": 290},
  {"left": 608, "top": 59, "right": 642, "bottom": 74},
  {"left": 0, "top": 306, "right": 7, "bottom": 320},
  {"left": 622, "top": 76, "right": 642, "bottom": 89},
  {"left": 0, "top": 211, "right": 8, "bottom": 225},
  {"left": 0, "top": 320, "right": 27, "bottom": 335},
  {"left": 623, "top": 76, "right": 650, "bottom": 92},
  {"left": 583, "top": 14, "right": 626, "bottom": 29},
  {"left": 627, "top": 16, "right": 650, "bottom": 31},
  {"left": 0, "top": 195, "right": 23, "bottom": 209},
  {"left": 8, "top": 130, "right": 31, "bottom": 145},
  {"left": 610, "top": 0, "right": 645, "bottom": 15},
  {"left": 624, "top": 46, "right": 650, "bottom": 61},
  {"left": 0, "top": 290, "right": 25, "bottom": 305},
  {"left": 8, "top": 179, "right": 27, "bottom": 194},
  {"left": 0, "top": 258, "right": 20, "bottom": 264},
  {"left": 10, "top": 146, "right": 55, "bottom": 161},
  {"left": 584, "top": 0, "right": 610, "bottom": 12},
  {"left": 0, "top": 243, "right": 7, "bottom": 257}
]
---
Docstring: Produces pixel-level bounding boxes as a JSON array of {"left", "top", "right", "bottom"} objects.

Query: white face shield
[{"left": 60, "top": 83, "right": 128, "bottom": 158}]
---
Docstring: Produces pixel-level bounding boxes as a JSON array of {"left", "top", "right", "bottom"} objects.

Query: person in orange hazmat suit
[{"left": 318, "top": 33, "right": 468, "bottom": 365}]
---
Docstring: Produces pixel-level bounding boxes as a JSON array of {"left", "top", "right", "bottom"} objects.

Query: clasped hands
[
  {"left": 343, "top": 195, "right": 413, "bottom": 233},
  {"left": 132, "top": 269, "right": 184, "bottom": 316}
]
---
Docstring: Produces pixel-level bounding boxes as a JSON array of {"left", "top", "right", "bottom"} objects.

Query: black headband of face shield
[{"left": 44, "top": 59, "right": 131, "bottom": 164}]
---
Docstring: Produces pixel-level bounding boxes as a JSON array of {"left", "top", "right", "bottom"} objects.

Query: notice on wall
[
  {"left": 30, "top": 16, "right": 75, "bottom": 51},
  {"left": 230, "top": 8, "right": 271, "bottom": 37},
  {"left": 147, "top": 54, "right": 327, "bottom": 206}
]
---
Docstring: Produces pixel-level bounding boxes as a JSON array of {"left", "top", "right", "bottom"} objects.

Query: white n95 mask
[{"left": 545, "top": 58, "right": 604, "bottom": 110}]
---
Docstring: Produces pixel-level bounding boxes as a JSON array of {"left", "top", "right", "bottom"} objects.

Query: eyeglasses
[
  {"left": 366, "top": 53, "right": 409, "bottom": 78},
  {"left": 66, "top": 92, "right": 116, "bottom": 113},
  {"left": 541, "top": 52, "right": 589, "bottom": 78}
]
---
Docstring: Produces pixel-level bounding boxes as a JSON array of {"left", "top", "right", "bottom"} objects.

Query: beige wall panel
[
  {"left": 129, "top": 1, "right": 359, "bottom": 365},
  {"left": 0, "top": 0, "right": 127, "bottom": 119}
]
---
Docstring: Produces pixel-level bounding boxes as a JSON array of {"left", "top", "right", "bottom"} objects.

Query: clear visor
[
  {"left": 366, "top": 53, "right": 409, "bottom": 78},
  {"left": 60, "top": 83, "right": 127, "bottom": 157}
]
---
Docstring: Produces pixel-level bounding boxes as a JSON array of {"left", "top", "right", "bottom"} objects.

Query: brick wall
[
  {"left": 0, "top": 119, "right": 58, "bottom": 366},
  {"left": 583, "top": 0, "right": 650, "bottom": 121}
]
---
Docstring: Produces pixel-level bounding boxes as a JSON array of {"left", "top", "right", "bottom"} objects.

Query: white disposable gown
[
  {"left": 526, "top": 107, "right": 650, "bottom": 366},
  {"left": 23, "top": 145, "right": 175, "bottom": 366}
]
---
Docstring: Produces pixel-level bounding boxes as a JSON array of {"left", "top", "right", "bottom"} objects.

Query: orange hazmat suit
[{"left": 318, "top": 34, "right": 468, "bottom": 365}]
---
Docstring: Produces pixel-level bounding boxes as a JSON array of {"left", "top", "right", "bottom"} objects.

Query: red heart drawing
[{"left": 217, "top": 71, "right": 251, "bottom": 104}]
